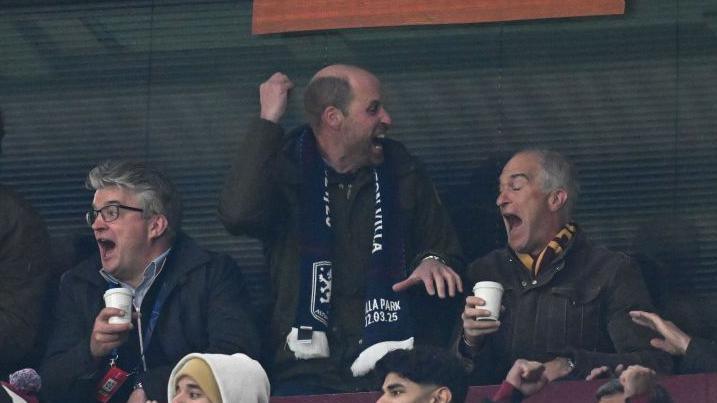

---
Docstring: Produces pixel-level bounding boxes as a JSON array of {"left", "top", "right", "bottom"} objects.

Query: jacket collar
[{"left": 276, "top": 124, "right": 419, "bottom": 185}]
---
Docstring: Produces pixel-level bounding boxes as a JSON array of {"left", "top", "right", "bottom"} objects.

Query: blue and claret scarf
[{"left": 286, "top": 126, "right": 414, "bottom": 376}]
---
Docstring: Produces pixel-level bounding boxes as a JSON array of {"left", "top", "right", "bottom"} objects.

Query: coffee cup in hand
[
  {"left": 472, "top": 281, "right": 504, "bottom": 321},
  {"left": 103, "top": 288, "right": 134, "bottom": 324}
]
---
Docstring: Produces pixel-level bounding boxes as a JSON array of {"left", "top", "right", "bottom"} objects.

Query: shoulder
[
  {"left": 569, "top": 232, "right": 634, "bottom": 272},
  {"left": 169, "top": 233, "right": 239, "bottom": 274},
  {"left": 0, "top": 184, "right": 44, "bottom": 230},
  {"left": 383, "top": 139, "right": 422, "bottom": 175},
  {"left": 60, "top": 255, "right": 103, "bottom": 289}
]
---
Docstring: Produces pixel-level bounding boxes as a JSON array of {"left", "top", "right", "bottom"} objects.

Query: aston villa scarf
[
  {"left": 286, "top": 126, "right": 413, "bottom": 376},
  {"left": 518, "top": 223, "right": 577, "bottom": 276}
]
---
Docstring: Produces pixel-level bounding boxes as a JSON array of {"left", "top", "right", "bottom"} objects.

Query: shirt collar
[{"left": 100, "top": 248, "right": 172, "bottom": 290}]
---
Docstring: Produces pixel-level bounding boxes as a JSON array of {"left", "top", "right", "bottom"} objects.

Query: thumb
[{"left": 650, "top": 338, "right": 671, "bottom": 353}]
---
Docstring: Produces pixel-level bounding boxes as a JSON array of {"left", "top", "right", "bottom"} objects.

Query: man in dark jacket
[
  {"left": 218, "top": 65, "right": 464, "bottom": 394},
  {"left": 41, "top": 160, "right": 260, "bottom": 402},
  {"left": 0, "top": 109, "right": 52, "bottom": 378},
  {"left": 459, "top": 149, "right": 672, "bottom": 385}
]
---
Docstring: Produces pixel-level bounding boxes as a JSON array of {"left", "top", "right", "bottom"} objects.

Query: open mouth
[
  {"left": 372, "top": 134, "right": 386, "bottom": 149},
  {"left": 503, "top": 214, "right": 522, "bottom": 232},
  {"left": 97, "top": 238, "right": 116, "bottom": 257}
]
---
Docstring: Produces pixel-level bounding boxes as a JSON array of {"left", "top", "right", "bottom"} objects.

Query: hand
[
  {"left": 629, "top": 310, "right": 692, "bottom": 356},
  {"left": 543, "top": 357, "right": 574, "bottom": 382},
  {"left": 461, "top": 296, "right": 501, "bottom": 346},
  {"left": 585, "top": 364, "right": 624, "bottom": 381},
  {"left": 259, "top": 72, "right": 294, "bottom": 123},
  {"left": 392, "top": 257, "right": 462, "bottom": 298},
  {"left": 505, "top": 359, "right": 548, "bottom": 396},
  {"left": 127, "top": 387, "right": 148, "bottom": 403},
  {"left": 619, "top": 365, "right": 657, "bottom": 398},
  {"left": 90, "top": 307, "right": 134, "bottom": 360}
]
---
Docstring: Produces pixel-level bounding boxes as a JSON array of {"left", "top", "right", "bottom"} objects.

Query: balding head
[{"left": 304, "top": 64, "right": 377, "bottom": 130}]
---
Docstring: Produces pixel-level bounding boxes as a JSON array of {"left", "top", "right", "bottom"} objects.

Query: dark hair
[
  {"left": 86, "top": 160, "right": 182, "bottom": 239},
  {"left": 303, "top": 75, "right": 353, "bottom": 129},
  {"left": 595, "top": 379, "right": 673, "bottom": 403},
  {"left": 375, "top": 347, "right": 468, "bottom": 403}
]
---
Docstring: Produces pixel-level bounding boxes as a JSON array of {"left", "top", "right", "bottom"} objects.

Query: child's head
[{"left": 171, "top": 358, "right": 221, "bottom": 403}]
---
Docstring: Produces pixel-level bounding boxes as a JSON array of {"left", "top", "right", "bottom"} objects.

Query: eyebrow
[
  {"left": 510, "top": 173, "right": 529, "bottom": 180},
  {"left": 385, "top": 383, "right": 405, "bottom": 391},
  {"left": 92, "top": 200, "right": 122, "bottom": 209}
]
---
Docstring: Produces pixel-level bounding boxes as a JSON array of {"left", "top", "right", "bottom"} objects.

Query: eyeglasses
[{"left": 86, "top": 204, "right": 144, "bottom": 226}]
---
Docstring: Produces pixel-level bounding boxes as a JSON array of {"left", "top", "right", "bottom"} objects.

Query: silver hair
[
  {"left": 86, "top": 160, "right": 181, "bottom": 238},
  {"left": 520, "top": 149, "right": 580, "bottom": 217}
]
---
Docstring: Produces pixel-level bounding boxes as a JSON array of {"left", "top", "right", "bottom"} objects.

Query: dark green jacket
[{"left": 219, "top": 118, "right": 464, "bottom": 392}]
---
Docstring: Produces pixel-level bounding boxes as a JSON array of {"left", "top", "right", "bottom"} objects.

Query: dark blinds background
[{"left": 1, "top": 1, "right": 715, "bottom": 315}]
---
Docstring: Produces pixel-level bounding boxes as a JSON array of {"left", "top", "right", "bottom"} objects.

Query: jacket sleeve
[
  {"left": 679, "top": 336, "right": 717, "bottom": 374},
  {"left": 568, "top": 259, "right": 673, "bottom": 377},
  {"left": 141, "top": 254, "right": 262, "bottom": 401},
  {"left": 40, "top": 272, "right": 103, "bottom": 401},
  {"left": 406, "top": 163, "right": 464, "bottom": 273},
  {"left": 0, "top": 195, "right": 50, "bottom": 372},
  {"left": 218, "top": 118, "right": 286, "bottom": 240}
]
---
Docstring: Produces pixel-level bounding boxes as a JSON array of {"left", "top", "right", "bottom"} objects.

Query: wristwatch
[
  {"left": 133, "top": 381, "right": 144, "bottom": 390},
  {"left": 566, "top": 357, "right": 576, "bottom": 372},
  {"left": 421, "top": 254, "right": 447, "bottom": 266}
]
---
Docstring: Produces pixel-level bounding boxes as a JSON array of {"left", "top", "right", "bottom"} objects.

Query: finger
[
  {"left": 422, "top": 274, "right": 436, "bottom": 296},
  {"left": 95, "top": 321, "right": 134, "bottom": 336},
  {"left": 465, "top": 296, "right": 485, "bottom": 306},
  {"left": 432, "top": 270, "right": 446, "bottom": 298},
  {"left": 615, "top": 364, "right": 625, "bottom": 375},
  {"left": 440, "top": 268, "right": 457, "bottom": 298},
  {"left": 97, "top": 307, "right": 126, "bottom": 321},
  {"left": 585, "top": 366, "right": 608, "bottom": 381},
  {"left": 463, "top": 306, "right": 493, "bottom": 321},
  {"left": 454, "top": 272, "right": 464, "bottom": 294},
  {"left": 392, "top": 277, "right": 421, "bottom": 293}
]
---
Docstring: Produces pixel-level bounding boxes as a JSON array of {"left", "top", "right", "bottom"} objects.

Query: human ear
[
  {"left": 321, "top": 105, "right": 345, "bottom": 130},
  {"left": 432, "top": 386, "right": 452, "bottom": 403},
  {"left": 548, "top": 189, "right": 568, "bottom": 212},
  {"left": 148, "top": 214, "right": 169, "bottom": 240}
]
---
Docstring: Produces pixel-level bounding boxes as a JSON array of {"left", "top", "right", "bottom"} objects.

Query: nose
[
  {"left": 91, "top": 213, "right": 107, "bottom": 231},
  {"left": 496, "top": 190, "right": 509, "bottom": 208},
  {"left": 380, "top": 107, "right": 392, "bottom": 126},
  {"left": 376, "top": 394, "right": 387, "bottom": 403}
]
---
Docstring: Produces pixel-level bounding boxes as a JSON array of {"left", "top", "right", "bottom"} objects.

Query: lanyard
[
  {"left": 136, "top": 280, "right": 171, "bottom": 372},
  {"left": 106, "top": 275, "right": 172, "bottom": 373}
]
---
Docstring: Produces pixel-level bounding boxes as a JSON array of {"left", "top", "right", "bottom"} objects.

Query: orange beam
[{"left": 252, "top": 0, "right": 625, "bottom": 35}]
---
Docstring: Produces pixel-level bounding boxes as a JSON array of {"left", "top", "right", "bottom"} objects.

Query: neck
[
  {"left": 314, "top": 130, "right": 355, "bottom": 173},
  {"left": 125, "top": 238, "right": 172, "bottom": 288}
]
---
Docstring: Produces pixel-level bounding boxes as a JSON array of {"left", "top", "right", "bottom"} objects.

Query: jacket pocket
[{"left": 543, "top": 285, "right": 603, "bottom": 352}]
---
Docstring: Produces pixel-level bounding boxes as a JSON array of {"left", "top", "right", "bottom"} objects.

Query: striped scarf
[{"left": 518, "top": 223, "right": 576, "bottom": 277}]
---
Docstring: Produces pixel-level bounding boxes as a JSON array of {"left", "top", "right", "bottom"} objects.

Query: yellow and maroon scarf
[{"left": 518, "top": 223, "right": 576, "bottom": 277}]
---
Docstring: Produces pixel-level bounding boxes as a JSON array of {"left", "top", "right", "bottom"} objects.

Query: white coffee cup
[
  {"left": 472, "top": 281, "right": 504, "bottom": 321},
  {"left": 103, "top": 288, "right": 134, "bottom": 324}
]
